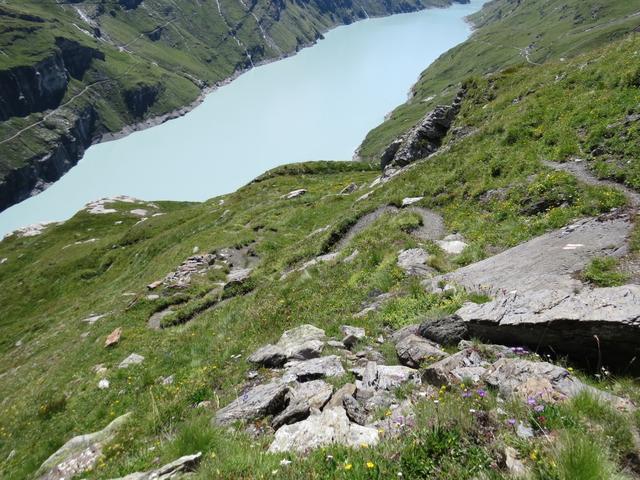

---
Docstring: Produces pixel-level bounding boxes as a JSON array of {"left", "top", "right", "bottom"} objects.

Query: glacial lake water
[{"left": 0, "top": 0, "right": 484, "bottom": 237}]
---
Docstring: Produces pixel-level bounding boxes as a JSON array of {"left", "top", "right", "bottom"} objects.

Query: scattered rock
[
  {"left": 118, "top": 353, "right": 144, "bottom": 369},
  {"left": 268, "top": 406, "right": 378, "bottom": 453},
  {"left": 109, "top": 452, "right": 202, "bottom": 480},
  {"left": 341, "top": 325, "right": 366, "bottom": 340},
  {"left": 214, "top": 381, "right": 289, "bottom": 426},
  {"left": 248, "top": 324, "right": 325, "bottom": 367},
  {"left": 340, "top": 183, "right": 358, "bottom": 195},
  {"left": 418, "top": 316, "right": 469, "bottom": 345},
  {"left": 423, "top": 348, "right": 488, "bottom": 386},
  {"left": 343, "top": 395, "right": 367, "bottom": 425},
  {"left": 104, "top": 327, "right": 122, "bottom": 347},
  {"left": 397, "top": 248, "right": 433, "bottom": 276},
  {"left": 35, "top": 413, "right": 131, "bottom": 480},
  {"left": 283, "top": 355, "right": 345, "bottom": 382},
  {"left": 401, "top": 196, "right": 424, "bottom": 207},
  {"left": 9, "top": 222, "right": 57, "bottom": 238},
  {"left": 358, "top": 361, "right": 420, "bottom": 392},
  {"left": 503, "top": 446, "right": 527, "bottom": 478},
  {"left": 130, "top": 209, "right": 148, "bottom": 217},
  {"left": 271, "top": 380, "right": 333, "bottom": 429},
  {"left": 282, "top": 189, "right": 307, "bottom": 200},
  {"left": 395, "top": 334, "right": 448, "bottom": 368},
  {"left": 81, "top": 313, "right": 106, "bottom": 325},
  {"left": 163, "top": 254, "right": 215, "bottom": 288},
  {"left": 326, "top": 383, "right": 357, "bottom": 409},
  {"left": 147, "top": 280, "right": 162, "bottom": 290},
  {"left": 226, "top": 267, "right": 252, "bottom": 285},
  {"left": 436, "top": 236, "right": 468, "bottom": 255},
  {"left": 390, "top": 324, "right": 419, "bottom": 343},
  {"left": 161, "top": 375, "right": 174, "bottom": 386},
  {"left": 484, "top": 358, "right": 633, "bottom": 410},
  {"left": 343, "top": 249, "right": 359, "bottom": 263}
]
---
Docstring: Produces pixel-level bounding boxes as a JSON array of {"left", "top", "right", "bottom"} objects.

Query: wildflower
[
  {"left": 397, "top": 473, "right": 403, "bottom": 477},
  {"left": 527, "top": 397, "right": 537, "bottom": 406},
  {"left": 534, "top": 404, "right": 545, "bottom": 413},
  {"left": 462, "top": 389, "right": 472, "bottom": 399},
  {"left": 361, "top": 443, "right": 368, "bottom": 448},
  {"left": 344, "top": 463, "right": 352, "bottom": 470},
  {"left": 507, "top": 418, "right": 517, "bottom": 426},
  {"left": 327, "top": 455, "right": 334, "bottom": 460},
  {"left": 271, "top": 470, "right": 278, "bottom": 475},
  {"left": 530, "top": 450, "right": 538, "bottom": 461},
  {"left": 433, "top": 399, "right": 439, "bottom": 404},
  {"left": 567, "top": 367, "right": 574, "bottom": 373},
  {"left": 477, "top": 389, "right": 486, "bottom": 398},
  {"left": 366, "top": 461, "right": 375, "bottom": 469},
  {"left": 279, "top": 459, "right": 291, "bottom": 466},
  {"left": 469, "top": 408, "right": 477, "bottom": 414},
  {"left": 385, "top": 409, "right": 392, "bottom": 417}
]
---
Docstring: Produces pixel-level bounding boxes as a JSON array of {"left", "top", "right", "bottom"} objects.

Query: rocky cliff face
[
  {"left": 0, "top": 106, "right": 97, "bottom": 212},
  {"left": 0, "top": 39, "right": 103, "bottom": 122}
]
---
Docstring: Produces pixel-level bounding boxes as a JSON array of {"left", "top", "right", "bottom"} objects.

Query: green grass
[{"left": 582, "top": 257, "right": 629, "bottom": 287}]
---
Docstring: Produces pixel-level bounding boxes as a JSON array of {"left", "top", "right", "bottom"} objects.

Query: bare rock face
[
  {"left": 248, "top": 324, "right": 325, "bottom": 367},
  {"left": 268, "top": 406, "right": 378, "bottom": 453},
  {"left": 395, "top": 334, "right": 448, "bottom": 368},
  {"left": 214, "top": 381, "right": 289, "bottom": 426},
  {"left": 108, "top": 452, "right": 202, "bottom": 480},
  {"left": 457, "top": 286, "right": 640, "bottom": 368},
  {"left": 36, "top": 413, "right": 131, "bottom": 480}
]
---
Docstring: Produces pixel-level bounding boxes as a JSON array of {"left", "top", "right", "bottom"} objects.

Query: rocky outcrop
[
  {"left": 380, "top": 88, "right": 465, "bottom": 170},
  {"left": 0, "top": 106, "right": 97, "bottom": 212},
  {"left": 123, "top": 83, "right": 161, "bottom": 119},
  {"left": 36, "top": 413, "right": 131, "bottom": 480},
  {"left": 456, "top": 285, "right": 640, "bottom": 369},
  {"left": 395, "top": 333, "right": 448, "bottom": 367},
  {"left": 418, "top": 315, "right": 469, "bottom": 345},
  {"left": 0, "top": 39, "right": 103, "bottom": 121}
]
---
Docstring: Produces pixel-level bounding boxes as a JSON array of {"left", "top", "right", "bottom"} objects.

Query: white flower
[
  {"left": 271, "top": 469, "right": 278, "bottom": 475},
  {"left": 98, "top": 379, "right": 110, "bottom": 389},
  {"left": 469, "top": 409, "right": 476, "bottom": 413},
  {"left": 433, "top": 400, "right": 439, "bottom": 404},
  {"left": 279, "top": 459, "right": 292, "bottom": 466}
]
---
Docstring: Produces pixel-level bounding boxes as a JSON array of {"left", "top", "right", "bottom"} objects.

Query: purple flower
[
  {"left": 507, "top": 418, "right": 517, "bottom": 426},
  {"left": 462, "top": 390, "right": 472, "bottom": 399},
  {"left": 534, "top": 404, "right": 545, "bottom": 413},
  {"left": 527, "top": 397, "right": 537, "bottom": 406},
  {"left": 476, "top": 389, "right": 487, "bottom": 398}
]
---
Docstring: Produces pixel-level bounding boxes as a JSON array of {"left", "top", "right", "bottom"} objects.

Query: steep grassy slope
[
  {"left": 0, "top": 0, "right": 459, "bottom": 212},
  {"left": 359, "top": 0, "right": 640, "bottom": 159},
  {"left": 1, "top": 30, "right": 639, "bottom": 478}
]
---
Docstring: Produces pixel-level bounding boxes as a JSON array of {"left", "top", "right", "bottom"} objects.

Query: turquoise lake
[{"left": 0, "top": 0, "right": 484, "bottom": 237}]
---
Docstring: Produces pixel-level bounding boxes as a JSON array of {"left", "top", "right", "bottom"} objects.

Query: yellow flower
[
  {"left": 567, "top": 367, "right": 574, "bottom": 373},
  {"left": 366, "top": 461, "right": 375, "bottom": 469},
  {"left": 360, "top": 443, "right": 368, "bottom": 448},
  {"left": 529, "top": 450, "right": 538, "bottom": 461},
  {"left": 344, "top": 463, "right": 353, "bottom": 470}
]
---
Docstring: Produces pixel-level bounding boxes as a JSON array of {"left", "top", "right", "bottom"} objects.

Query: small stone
[
  {"left": 104, "top": 327, "right": 122, "bottom": 347},
  {"left": 130, "top": 209, "right": 148, "bottom": 217},
  {"left": 397, "top": 248, "right": 432, "bottom": 276},
  {"left": 395, "top": 334, "right": 448, "bottom": 368},
  {"left": 376, "top": 335, "right": 384, "bottom": 344},
  {"left": 401, "top": 196, "right": 423, "bottom": 207},
  {"left": 146, "top": 294, "right": 160, "bottom": 300},
  {"left": 436, "top": 239, "right": 468, "bottom": 255},
  {"left": 147, "top": 280, "right": 162, "bottom": 290},
  {"left": 118, "top": 353, "right": 144, "bottom": 368},
  {"left": 327, "top": 340, "right": 345, "bottom": 348},
  {"left": 343, "top": 395, "right": 367, "bottom": 425},
  {"left": 161, "top": 375, "right": 174, "bottom": 385},
  {"left": 282, "top": 189, "right": 307, "bottom": 200},
  {"left": 504, "top": 446, "right": 527, "bottom": 478},
  {"left": 340, "top": 183, "right": 358, "bottom": 195},
  {"left": 326, "top": 383, "right": 357, "bottom": 409},
  {"left": 516, "top": 422, "right": 534, "bottom": 440},
  {"left": 340, "top": 325, "right": 366, "bottom": 339}
]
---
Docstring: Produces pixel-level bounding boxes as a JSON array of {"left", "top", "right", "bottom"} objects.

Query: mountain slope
[
  {"left": 1, "top": 11, "right": 640, "bottom": 476},
  {"left": 0, "top": 0, "right": 461, "bottom": 212}
]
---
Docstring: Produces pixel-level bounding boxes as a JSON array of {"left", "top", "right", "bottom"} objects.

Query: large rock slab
[
  {"left": 483, "top": 358, "right": 633, "bottom": 411},
  {"left": 108, "top": 452, "right": 202, "bottom": 480},
  {"left": 395, "top": 334, "right": 448, "bottom": 368},
  {"left": 214, "top": 381, "right": 289, "bottom": 425},
  {"left": 248, "top": 324, "right": 325, "bottom": 367},
  {"left": 268, "top": 406, "right": 379, "bottom": 453},
  {"left": 425, "top": 215, "right": 633, "bottom": 294},
  {"left": 36, "top": 413, "right": 131, "bottom": 480},
  {"left": 457, "top": 286, "right": 640, "bottom": 367},
  {"left": 282, "top": 355, "right": 345, "bottom": 382}
]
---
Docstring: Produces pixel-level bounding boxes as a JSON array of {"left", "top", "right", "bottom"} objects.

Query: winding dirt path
[{"left": 543, "top": 160, "right": 640, "bottom": 209}]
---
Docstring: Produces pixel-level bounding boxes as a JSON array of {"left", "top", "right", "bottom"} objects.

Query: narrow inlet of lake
[{"left": 0, "top": 0, "right": 484, "bottom": 237}]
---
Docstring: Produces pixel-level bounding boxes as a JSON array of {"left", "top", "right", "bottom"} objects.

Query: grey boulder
[
  {"left": 282, "top": 355, "right": 345, "bottom": 382},
  {"left": 248, "top": 324, "right": 325, "bottom": 367},
  {"left": 271, "top": 380, "right": 333, "bottom": 429},
  {"left": 418, "top": 316, "right": 469, "bottom": 345},
  {"left": 395, "top": 334, "right": 448, "bottom": 368},
  {"left": 108, "top": 452, "right": 202, "bottom": 480},
  {"left": 214, "top": 381, "right": 289, "bottom": 425}
]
